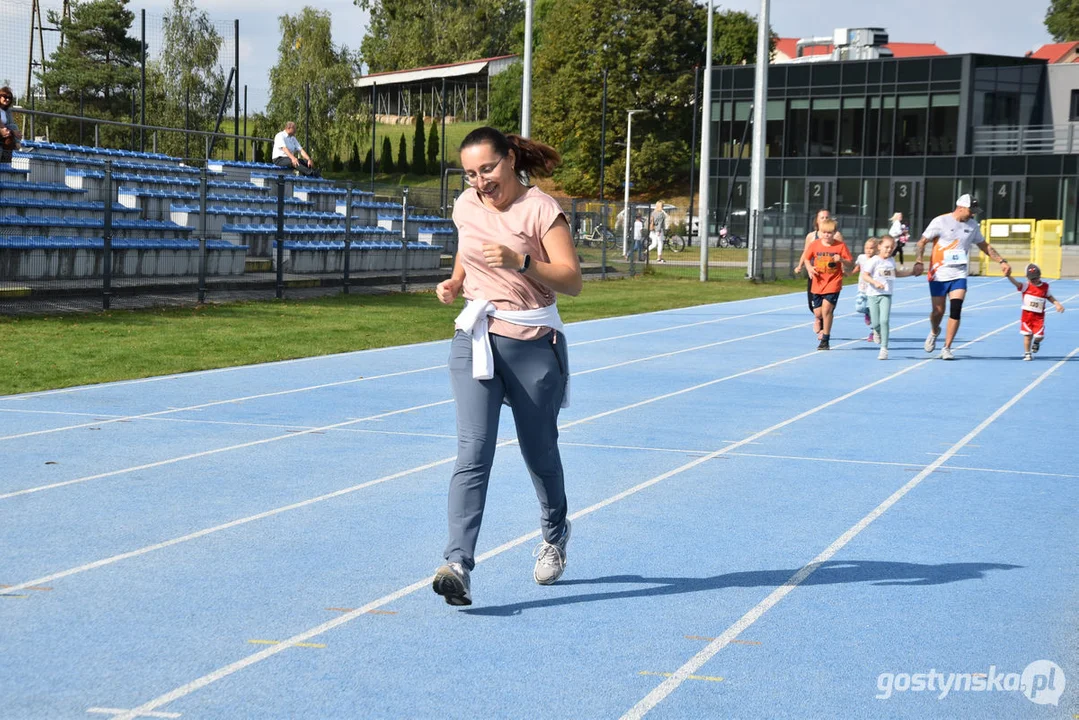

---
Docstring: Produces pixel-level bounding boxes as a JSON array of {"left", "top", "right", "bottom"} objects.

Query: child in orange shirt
[{"left": 799, "top": 217, "right": 853, "bottom": 350}]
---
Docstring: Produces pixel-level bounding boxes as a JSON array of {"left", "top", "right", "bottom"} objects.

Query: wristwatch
[{"left": 517, "top": 253, "right": 531, "bottom": 274}]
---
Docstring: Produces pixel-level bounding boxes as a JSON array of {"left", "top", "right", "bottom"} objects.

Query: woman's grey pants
[{"left": 444, "top": 329, "right": 569, "bottom": 571}]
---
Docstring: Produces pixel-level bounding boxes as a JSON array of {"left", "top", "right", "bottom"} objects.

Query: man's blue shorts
[{"left": 929, "top": 278, "right": 968, "bottom": 297}]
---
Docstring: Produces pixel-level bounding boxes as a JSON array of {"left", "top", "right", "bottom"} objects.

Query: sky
[{"left": 0, "top": 0, "right": 1058, "bottom": 114}]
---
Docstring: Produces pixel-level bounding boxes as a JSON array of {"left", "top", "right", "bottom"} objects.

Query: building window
[
  {"left": 839, "top": 97, "right": 865, "bottom": 156},
  {"left": 766, "top": 100, "right": 784, "bottom": 158},
  {"left": 895, "top": 95, "right": 928, "bottom": 156},
  {"left": 928, "top": 94, "right": 959, "bottom": 155},
  {"left": 786, "top": 99, "right": 810, "bottom": 157},
  {"left": 865, "top": 97, "right": 881, "bottom": 157},
  {"left": 1070, "top": 90, "right": 1079, "bottom": 122},
  {"left": 809, "top": 98, "right": 840, "bottom": 157}
]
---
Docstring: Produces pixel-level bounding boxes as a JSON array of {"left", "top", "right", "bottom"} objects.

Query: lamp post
[
  {"left": 697, "top": 0, "right": 714, "bottom": 280},
  {"left": 623, "top": 109, "right": 644, "bottom": 257}
]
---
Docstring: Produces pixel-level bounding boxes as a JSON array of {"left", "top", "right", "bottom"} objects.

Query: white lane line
[
  {"left": 0, "top": 365, "right": 447, "bottom": 442},
  {"left": 0, "top": 292, "right": 939, "bottom": 499},
  {"left": 0, "top": 399, "right": 453, "bottom": 501},
  {"left": 619, "top": 345, "right": 1079, "bottom": 720},
  {"left": 2, "top": 291, "right": 1019, "bottom": 593},
  {"left": 557, "top": 444, "right": 1079, "bottom": 480},
  {"left": 1, "top": 295, "right": 989, "bottom": 590},
  {"left": 0, "top": 292, "right": 820, "bottom": 405},
  {"left": 100, "top": 320, "right": 1022, "bottom": 720}
]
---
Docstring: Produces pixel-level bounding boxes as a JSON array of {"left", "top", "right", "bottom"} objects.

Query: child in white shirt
[
  {"left": 851, "top": 238, "right": 878, "bottom": 340},
  {"left": 861, "top": 236, "right": 922, "bottom": 359}
]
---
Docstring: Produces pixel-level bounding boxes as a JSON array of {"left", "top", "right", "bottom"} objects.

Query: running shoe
[
  {"left": 1023, "top": 352, "right": 1033, "bottom": 361},
  {"left": 873, "top": 331, "right": 881, "bottom": 344},
  {"left": 940, "top": 347, "right": 955, "bottom": 360},
  {"left": 924, "top": 329, "right": 940, "bottom": 353},
  {"left": 866, "top": 332, "right": 875, "bottom": 342},
  {"left": 433, "top": 562, "right": 472, "bottom": 606},
  {"left": 533, "top": 520, "right": 572, "bottom": 585},
  {"left": 816, "top": 338, "right": 830, "bottom": 351},
  {"left": 1032, "top": 338, "right": 1041, "bottom": 354},
  {"left": 878, "top": 347, "right": 889, "bottom": 360}
]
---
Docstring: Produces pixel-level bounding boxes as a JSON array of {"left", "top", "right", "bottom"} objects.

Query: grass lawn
[{"left": 0, "top": 277, "right": 810, "bottom": 395}]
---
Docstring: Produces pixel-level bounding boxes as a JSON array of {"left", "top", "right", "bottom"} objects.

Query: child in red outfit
[{"left": 1004, "top": 263, "right": 1064, "bottom": 360}]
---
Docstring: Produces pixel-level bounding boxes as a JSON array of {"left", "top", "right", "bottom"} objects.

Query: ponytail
[{"left": 460, "top": 126, "right": 561, "bottom": 180}]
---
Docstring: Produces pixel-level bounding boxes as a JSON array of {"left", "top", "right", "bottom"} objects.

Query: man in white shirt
[
  {"left": 914, "top": 194, "right": 1010, "bottom": 360},
  {"left": 272, "top": 121, "right": 318, "bottom": 176}
]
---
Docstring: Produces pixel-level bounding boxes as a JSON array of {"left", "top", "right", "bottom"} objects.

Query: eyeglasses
[
  {"left": 0, "top": 96, "right": 12, "bottom": 101},
  {"left": 463, "top": 155, "right": 505, "bottom": 186}
]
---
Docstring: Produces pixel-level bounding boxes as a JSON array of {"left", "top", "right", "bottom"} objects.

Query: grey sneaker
[
  {"left": 878, "top": 347, "right": 889, "bottom": 360},
  {"left": 873, "top": 330, "right": 881, "bottom": 344},
  {"left": 1023, "top": 352, "right": 1033, "bottom": 361},
  {"left": 1032, "top": 338, "right": 1041, "bottom": 354},
  {"left": 533, "top": 519, "right": 572, "bottom": 585},
  {"left": 433, "top": 562, "right": 472, "bottom": 606},
  {"left": 940, "top": 347, "right": 955, "bottom": 360},
  {"left": 924, "top": 329, "right": 940, "bottom": 353}
]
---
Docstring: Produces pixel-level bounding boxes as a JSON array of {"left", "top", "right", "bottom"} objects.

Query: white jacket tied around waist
[{"left": 454, "top": 299, "right": 569, "bottom": 407}]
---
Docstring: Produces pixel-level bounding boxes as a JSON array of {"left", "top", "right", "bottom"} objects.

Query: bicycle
[
  {"left": 573, "top": 225, "right": 618, "bottom": 251},
  {"left": 663, "top": 234, "right": 686, "bottom": 253}
]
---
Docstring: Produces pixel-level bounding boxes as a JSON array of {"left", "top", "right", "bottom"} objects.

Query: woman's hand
[
  {"left": 435, "top": 277, "right": 463, "bottom": 305},
  {"left": 481, "top": 243, "right": 522, "bottom": 270}
]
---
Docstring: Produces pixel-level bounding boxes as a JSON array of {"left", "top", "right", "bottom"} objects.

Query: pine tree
[
  {"left": 396, "top": 134, "right": 408, "bottom": 174},
  {"left": 412, "top": 113, "right": 427, "bottom": 174},
  {"left": 380, "top": 136, "right": 394, "bottom": 173},
  {"left": 364, "top": 147, "right": 374, "bottom": 173},
  {"left": 347, "top": 141, "right": 362, "bottom": 172},
  {"left": 427, "top": 120, "right": 440, "bottom": 172}
]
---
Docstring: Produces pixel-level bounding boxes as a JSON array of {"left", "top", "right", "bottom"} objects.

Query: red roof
[
  {"left": 1029, "top": 41, "right": 1079, "bottom": 63},
  {"left": 775, "top": 38, "right": 945, "bottom": 60}
]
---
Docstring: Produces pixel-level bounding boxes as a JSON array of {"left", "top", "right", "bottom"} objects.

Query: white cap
[{"left": 955, "top": 193, "right": 980, "bottom": 210}]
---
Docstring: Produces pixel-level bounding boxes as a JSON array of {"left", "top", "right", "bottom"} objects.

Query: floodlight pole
[
  {"left": 748, "top": 0, "right": 770, "bottom": 280},
  {"left": 622, "top": 109, "right": 643, "bottom": 257},
  {"left": 521, "top": 0, "right": 533, "bottom": 136},
  {"left": 697, "top": 1, "right": 714, "bottom": 280}
]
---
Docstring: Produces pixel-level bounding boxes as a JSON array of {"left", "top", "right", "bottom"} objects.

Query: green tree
[
  {"left": 1045, "top": 0, "right": 1079, "bottom": 40},
  {"left": 356, "top": 0, "right": 523, "bottom": 72},
  {"left": 427, "top": 120, "right": 440, "bottom": 170},
  {"left": 267, "top": 7, "right": 367, "bottom": 169},
  {"left": 412, "top": 113, "right": 427, "bottom": 174},
  {"left": 37, "top": 0, "right": 142, "bottom": 146},
  {"left": 712, "top": 9, "right": 775, "bottom": 65},
  {"left": 138, "top": 0, "right": 227, "bottom": 158},
  {"left": 380, "top": 135, "right": 394, "bottom": 173},
  {"left": 347, "top": 141, "right": 362, "bottom": 172},
  {"left": 364, "top": 146, "right": 374, "bottom": 173},
  {"left": 532, "top": 0, "right": 773, "bottom": 196},
  {"left": 488, "top": 62, "right": 521, "bottom": 134},
  {"left": 396, "top": 133, "right": 408, "bottom": 172}
]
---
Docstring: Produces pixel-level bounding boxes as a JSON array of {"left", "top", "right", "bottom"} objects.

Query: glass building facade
[{"left": 710, "top": 54, "right": 1079, "bottom": 243}]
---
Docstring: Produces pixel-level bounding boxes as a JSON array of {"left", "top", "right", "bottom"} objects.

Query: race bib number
[
  {"left": 942, "top": 248, "right": 968, "bottom": 266},
  {"left": 879, "top": 267, "right": 895, "bottom": 279},
  {"left": 1022, "top": 294, "right": 1046, "bottom": 313}
]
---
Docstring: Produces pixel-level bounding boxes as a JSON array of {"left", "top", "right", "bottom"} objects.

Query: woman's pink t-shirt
[{"left": 453, "top": 185, "right": 567, "bottom": 340}]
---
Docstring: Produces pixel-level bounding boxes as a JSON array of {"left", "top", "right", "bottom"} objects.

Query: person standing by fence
[
  {"left": 0, "top": 87, "right": 22, "bottom": 164},
  {"left": 432, "top": 126, "right": 582, "bottom": 607},
  {"left": 648, "top": 201, "right": 668, "bottom": 264}
]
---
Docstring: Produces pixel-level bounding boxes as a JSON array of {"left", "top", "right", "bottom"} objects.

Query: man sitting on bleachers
[
  {"left": 0, "top": 86, "right": 23, "bottom": 164},
  {"left": 271, "top": 121, "right": 319, "bottom": 177}
]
